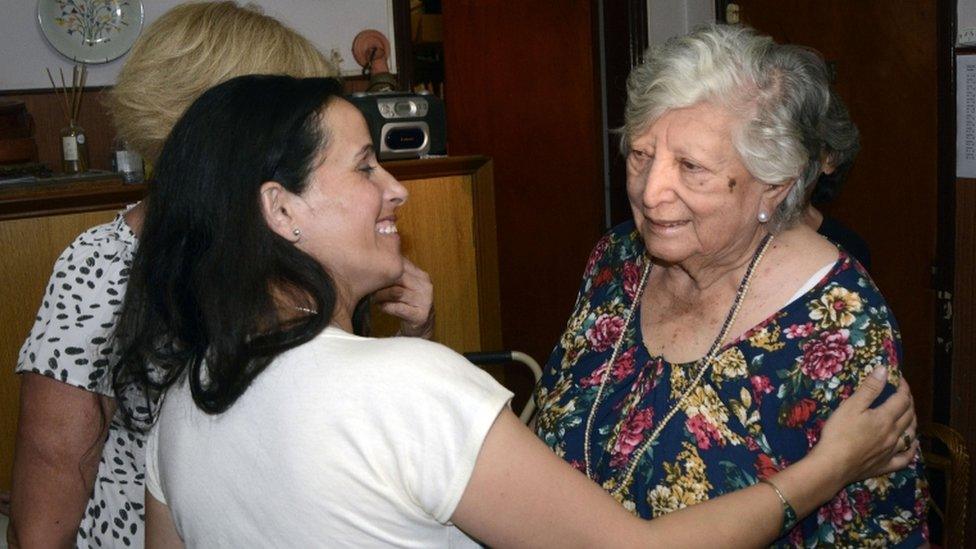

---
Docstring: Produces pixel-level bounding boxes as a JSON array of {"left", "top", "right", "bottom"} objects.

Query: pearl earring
[
  {"left": 292, "top": 228, "right": 302, "bottom": 237},
  {"left": 757, "top": 211, "right": 769, "bottom": 223}
]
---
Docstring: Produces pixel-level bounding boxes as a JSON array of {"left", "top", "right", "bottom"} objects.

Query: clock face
[{"left": 38, "top": 0, "right": 144, "bottom": 64}]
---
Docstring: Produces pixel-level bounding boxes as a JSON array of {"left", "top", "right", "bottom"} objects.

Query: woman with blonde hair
[
  {"left": 109, "top": 0, "right": 338, "bottom": 164},
  {"left": 8, "top": 3, "right": 432, "bottom": 547}
]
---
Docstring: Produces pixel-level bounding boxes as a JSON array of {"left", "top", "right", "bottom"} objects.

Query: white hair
[{"left": 622, "top": 24, "right": 859, "bottom": 232}]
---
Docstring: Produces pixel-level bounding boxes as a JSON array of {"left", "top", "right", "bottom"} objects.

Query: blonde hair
[{"left": 108, "top": 1, "right": 338, "bottom": 163}]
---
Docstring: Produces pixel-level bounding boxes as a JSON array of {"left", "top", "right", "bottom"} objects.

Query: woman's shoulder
[
  {"left": 287, "top": 329, "right": 505, "bottom": 390},
  {"left": 579, "top": 220, "right": 643, "bottom": 286},
  {"left": 15, "top": 208, "right": 139, "bottom": 393},
  {"left": 597, "top": 219, "right": 642, "bottom": 260},
  {"left": 309, "top": 328, "right": 464, "bottom": 361},
  {"left": 817, "top": 249, "right": 889, "bottom": 306},
  {"left": 56, "top": 208, "right": 138, "bottom": 268}
]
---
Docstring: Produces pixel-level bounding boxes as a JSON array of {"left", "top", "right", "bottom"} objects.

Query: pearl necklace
[{"left": 582, "top": 233, "right": 774, "bottom": 497}]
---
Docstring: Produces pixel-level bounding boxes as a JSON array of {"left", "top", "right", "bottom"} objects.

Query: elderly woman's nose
[{"left": 642, "top": 163, "right": 676, "bottom": 207}]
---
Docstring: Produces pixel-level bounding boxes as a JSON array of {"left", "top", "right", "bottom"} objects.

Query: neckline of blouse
[{"left": 631, "top": 251, "right": 848, "bottom": 367}]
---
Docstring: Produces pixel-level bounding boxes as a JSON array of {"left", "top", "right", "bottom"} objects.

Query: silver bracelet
[{"left": 759, "top": 477, "right": 799, "bottom": 535}]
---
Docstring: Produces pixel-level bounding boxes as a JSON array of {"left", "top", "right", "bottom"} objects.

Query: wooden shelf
[
  {"left": 0, "top": 156, "right": 490, "bottom": 222},
  {"left": 0, "top": 174, "right": 144, "bottom": 221}
]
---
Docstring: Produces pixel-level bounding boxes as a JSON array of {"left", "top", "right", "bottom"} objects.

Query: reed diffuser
[{"left": 47, "top": 65, "right": 88, "bottom": 174}]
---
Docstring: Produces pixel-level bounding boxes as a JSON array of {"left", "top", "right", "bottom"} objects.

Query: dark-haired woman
[
  {"left": 122, "top": 75, "right": 918, "bottom": 547},
  {"left": 7, "top": 4, "right": 431, "bottom": 547}
]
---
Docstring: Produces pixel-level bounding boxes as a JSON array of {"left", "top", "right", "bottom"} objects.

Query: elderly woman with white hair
[{"left": 534, "top": 25, "right": 927, "bottom": 547}]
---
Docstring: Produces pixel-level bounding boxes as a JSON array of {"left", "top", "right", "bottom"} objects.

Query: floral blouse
[{"left": 534, "top": 221, "right": 928, "bottom": 547}]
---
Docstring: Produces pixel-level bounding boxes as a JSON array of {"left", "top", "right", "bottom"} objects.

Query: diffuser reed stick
[
  {"left": 45, "top": 68, "right": 70, "bottom": 124},
  {"left": 46, "top": 64, "right": 89, "bottom": 173}
]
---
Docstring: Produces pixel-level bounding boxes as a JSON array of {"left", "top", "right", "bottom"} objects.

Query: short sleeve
[
  {"left": 144, "top": 419, "right": 167, "bottom": 505},
  {"left": 16, "top": 216, "right": 135, "bottom": 396},
  {"left": 771, "top": 265, "right": 927, "bottom": 546},
  {"left": 363, "top": 339, "right": 513, "bottom": 524}
]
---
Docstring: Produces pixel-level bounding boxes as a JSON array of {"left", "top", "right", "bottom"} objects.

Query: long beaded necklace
[{"left": 583, "top": 233, "right": 774, "bottom": 497}]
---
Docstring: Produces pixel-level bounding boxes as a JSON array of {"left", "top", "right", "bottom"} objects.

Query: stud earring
[
  {"left": 292, "top": 228, "right": 302, "bottom": 237},
  {"left": 757, "top": 211, "right": 769, "bottom": 223}
]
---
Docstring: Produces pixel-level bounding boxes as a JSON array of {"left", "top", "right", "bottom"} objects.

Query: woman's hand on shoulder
[
  {"left": 373, "top": 258, "right": 435, "bottom": 339},
  {"left": 812, "top": 366, "right": 918, "bottom": 484}
]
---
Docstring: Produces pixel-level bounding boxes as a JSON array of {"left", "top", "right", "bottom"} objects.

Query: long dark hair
[{"left": 113, "top": 75, "right": 344, "bottom": 427}]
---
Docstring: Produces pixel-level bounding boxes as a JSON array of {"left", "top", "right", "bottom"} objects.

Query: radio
[{"left": 346, "top": 91, "right": 447, "bottom": 160}]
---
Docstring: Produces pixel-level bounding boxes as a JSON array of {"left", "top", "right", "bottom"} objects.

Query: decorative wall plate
[{"left": 37, "top": 0, "right": 144, "bottom": 64}]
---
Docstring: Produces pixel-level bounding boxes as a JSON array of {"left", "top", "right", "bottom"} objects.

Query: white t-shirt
[{"left": 145, "top": 327, "right": 513, "bottom": 547}]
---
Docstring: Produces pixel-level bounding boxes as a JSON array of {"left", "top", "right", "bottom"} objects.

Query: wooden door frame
[
  {"left": 936, "top": 0, "right": 955, "bottom": 426},
  {"left": 599, "top": 0, "right": 649, "bottom": 227}
]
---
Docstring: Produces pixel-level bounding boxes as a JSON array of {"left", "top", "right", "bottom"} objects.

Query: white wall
[
  {"left": 0, "top": 0, "right": 395, "bottom": 90},
  {"left": 647, "top": 0, "right": 714, "bottom": 46}
]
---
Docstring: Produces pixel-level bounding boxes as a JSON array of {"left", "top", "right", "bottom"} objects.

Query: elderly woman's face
[{"left": 626, "top": 101, "right": 776, "bottom": 266}]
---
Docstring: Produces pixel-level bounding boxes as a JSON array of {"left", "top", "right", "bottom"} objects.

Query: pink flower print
[
  {"left": 818, "top": 490, "right": 855, "bottom": 527},
  {"left": 685, "top": 413, "right": 723, "bottom": 450},
  {"left": 579, "top": 363, "right": 608, "bottom": 388},
  {"left": 750, "top": 374, "right": 774, "bottom": 405},
  {"left": 882, "top": 337, "right": 899, "bottom": 367},
  {"left": 579, "top": 347, "right": 637, "bottom": 388},
  {"left": 915, "top": 487, "right": 929, "bottom": 517},
  {"left": 805, "top": 418, "right": 826, "bottom": 448},
  {"left": 586, "top": 314, "right": 626, "bottom": 353},
  {"left": 613, "top": 346, "right": 637, "bottom": 381},
  {"left": 585, "top": 237, "right": 611, "bottom": 276},
  {"left": 621, "top": 260, "right": 641, "bottom": 300},
  {"left": 609, "top": 408, "right": 654, "bottom": 467},
  {"left": 569, "top": 459, "right": 585, "bottom": 473},
  {"left": 851, "top": 487, "right": 872, "bottom": 516},
  {"left": 799, "top": 329, "right": 853, "bottom": 380},
  {"left": 744, "top": 435, "right": 760, "bottom": 452},
  {"left": 784, "top": 322, "right": 815, "bottom": 339}
]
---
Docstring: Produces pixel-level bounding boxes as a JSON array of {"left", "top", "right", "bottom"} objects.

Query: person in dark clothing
[{"left": 804, "top": 157, "right": 873, "bottom": 270}]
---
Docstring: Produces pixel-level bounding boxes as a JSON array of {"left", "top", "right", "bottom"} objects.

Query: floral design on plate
[{"left": 38, "top": 0, "right": 144, "bottom": 64}]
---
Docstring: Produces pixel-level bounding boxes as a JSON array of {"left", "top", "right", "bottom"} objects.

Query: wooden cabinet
[
  {"left": 374, "top": 156, "right": 501, "bottom": 352},
  {"left": 0, "top": 208, "right": 121, "bottom": 491},
  {"left": 0, "top": 176, "right": 141, "bottom": 490},
  {"left": 0, "top": 156, "right": 500, "bottom": 490}
]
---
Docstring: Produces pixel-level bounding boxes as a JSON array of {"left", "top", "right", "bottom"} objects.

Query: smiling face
[
  {"left": 626, "top": 101, "right": 789, "bottom": 269},
  {"left": 292, "top": 99, "right": 408, "bottom": 307}
]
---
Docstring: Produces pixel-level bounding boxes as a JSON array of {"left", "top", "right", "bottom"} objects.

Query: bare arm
[
  {"left": 8, "top": 373, "right": 114, "bottom": 548},
  {"left": 146, "top": 492, "right": 185, "bottom": 549},
  {"left": 453, "top": 366, "right": 916, "bottom": 548}
]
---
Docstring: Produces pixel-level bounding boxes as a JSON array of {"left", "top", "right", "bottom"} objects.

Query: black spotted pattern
[{"left": 16, "top": 209, "right": 147, "bottom": 548}]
